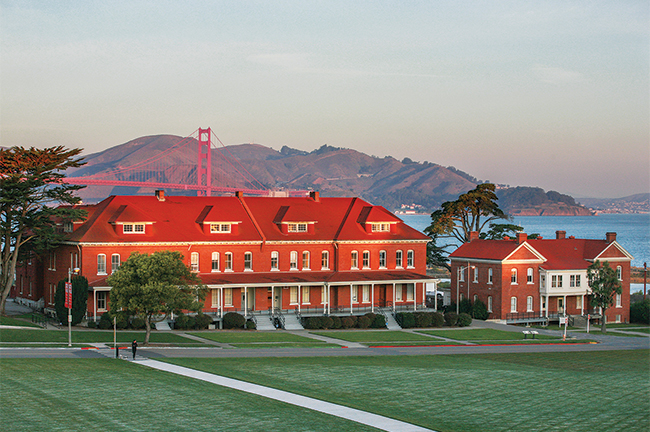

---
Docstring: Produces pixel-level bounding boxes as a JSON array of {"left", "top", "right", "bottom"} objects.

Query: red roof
[
  {"left": 66, "top": 195, "right": 429, "bottom": 244},
  {"left": 450, "top": 236, "right": 632, "bottom": 270}
]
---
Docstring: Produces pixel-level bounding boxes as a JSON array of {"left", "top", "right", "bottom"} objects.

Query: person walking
[{"left": 131, "top": 339, "right": 138, "bottom": 360}]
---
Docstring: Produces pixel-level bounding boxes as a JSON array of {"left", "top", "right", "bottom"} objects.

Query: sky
[{"left": 1, "top": 0, "right": 648, "bottom": 198}]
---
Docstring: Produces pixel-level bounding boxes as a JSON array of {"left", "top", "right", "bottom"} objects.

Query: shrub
[
  {"left": 414, "top": 312, "right": 433, "bottom": 328},
  {"left": 130, "top": 317, "right": 146, "bottom": 330},
  {"left": 86, "top": 320, "right": 97, "bottom": 329},
  {"left": 371, "top": 314, "right": 386, "bottom": 329},
  {"left": 458, "top": 313, "right": 472, "bottom": 327},
  {"left": 246, "top": 320, "right": 256, "bottom": 330},
  {"left": 195, "top": 313, "right": 213, "bottom": 330},
  {"left": 174, "top": 314, "right": 189, "bottom": 330},
  {"left": 341, "top": 316, "right": 355, "bottom": 329},
  {"left": 348, "top": 315, "right": 358, "bottom": 327},
  {"left": 186, "top": 316, "right": 197, "bottom": 329},
  {"left": 431, "top": 312, "right": 444, "bottom": 327},
  {"left": 630, "top": 298, "right": 650, "bottom": 324},
  {"left": 396, "top": 312, "right": 415, "bottom": 329},
  {"left": 321, "top": 316, "right": 334, "bottom": 329},
  {"left": 303, "top": 317, "right": 319, "bottom": 330},
  {"left": 357, "top": 315, "right": 371, "bottom": 329},
  {"left": 444, "top": 312, "right": 458, "bottom": 327},
  {"left": 223, "top": 312, "right": 246, "bottom": 329},
  {"left": 98, "top": 313, "right": 112, "bottom": 329},
  {"left": 472, "top": 299, "right": 489, "bottom": 320},
  {"left": 331, "top": 316, "right": 342, "bottom": 329},
  {"left": 459, "top": 298, "right": 473, "bottom": 315}
]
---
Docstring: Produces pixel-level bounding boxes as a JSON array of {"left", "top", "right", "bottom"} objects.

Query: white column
[
  {"left": 327, "top": 284, "right": 331, "bottom": 315},
  {"left": 93, "top": 289, "right": 97, "bottom": 322},
  {"left": 298, "top": 285, "right": 301, "bottom": 314},
  {"left": 371, "top": 283, "right": 375, "bottom": 313},
  {"left": 581, "top": 294, "right": 585, "bottom": 315},
  {"left": 220, "top": 287, "right": 224, "bottom": 318},
  {"left": 350, "top": 285, "right": 353, "bottom": 314},
  {"left": 392, "top": 283, "right": 396, "bottom": 312},
  {"left": 244, "top": 287, "right": 248, "bottom": 317}
]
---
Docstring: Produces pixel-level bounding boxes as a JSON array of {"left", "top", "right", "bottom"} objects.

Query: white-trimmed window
[
  {"left": 211, "top": 252, "right": 220, "bottom": 272},
  {"left": 302, "top": 286, "right": 310, "bottom": 304},
  {"left": 210, "top": 223, "right": 231, "bottom": 233},
  {"left": 371, "top": 223, "right": 390, "bottom": 232},
  {"left": 352, "top": 286, "right": 358, "bottom": 303},
  {"left": 321, "top": 286, "right": 328, "bottom": 304},
  {"left": 552, "top": 275, "right": 562, "bottom": 288},
  {"left": 351, "top": 251, "right": 359, "bottom": 269},
  {"left": 526, "top": 296, "right": 533, "bottom": 312},
  {"left": 616, "top": 293, "right": 622, "bottom": 308},
  {"left": 97, "top": 291, "right": 107, "bottom": 311},
  {"left": 49, "top": 251, "right": 56, "bottom": 271},
  {"left": 244, "top": 252, "right": 252, "bottom": 271},
  {"left": 211, "top": 289, "right": 220, "bottom": 307},
  {"left": 396, "top": 285, "right": 403, "bottom": 302},
  {"left": 616, "top": 266, "right": 622, "bottom": 281},
  {"left": 576, "top": 296, "right": 583, "bottom": 309},
  {"left": 615, "top": 314, "right": 622, "bottom": 323},
  {"left": 290, "top": 286, "right": 298, "bottom": 304},
  {"left": 527, "top": 268, "right": 533, "bottom": 284},
  {"left": 123, "top": 223, "right": 145, "bottom": 234},
  {"left": 379, "top": 251, "right": 387, "bottom": 268},
  {"left": 111, "top": 254, "right": 120, "bottom": 273},
  {"left": 488, "top": 268, "right": 493, "bottom": 284},
  {"left": 406, "top": 284, "right": 414, "bottom": 301},
  {"left": 396, "top": 250, "right": 403, "bottom": 268},
  {"left": 63, "top": 221, "right": 73, "bottom": 233},
  {"left": 321, "top": 251, "right": 329, "bottom": 270},
  {"left": 288, "top": 223, "right": 308, "bottom": 232},
  {"left": 290, "top": 251, "right": 298, "bottom": 270},
  {"left": 407, "top": 250, "right": 414, "bottom": 268},
  {"left": 473, "top": 294, "right": 479, "bottom": 303},
  {"left": 510, "top": 296, "right": 518, "bottom": 313},
  {"left": 224, "top": 252, "right": 233, "bottom": 271},
  {"left": 271, "top": 251, "right": 279, "bottom": 271},
  {"left": 473, "top": 267, "right": 479, "bottom": 283},
  {"left": 362, "top": 251, "right": 370, "bottom": 269},
  {"left": 511, "top": 269, "right": 517, "bottom": 284},
  {"left": 224, "top": 288, "right": 233, "bottom": 306},
  {"left": 302, "top": 251, "right": 310, "bottom": 270},
  {"left": 487, "top": 296, "right": 493, "bottom": 312},
  {"left": 97, "top": 254, "right": 106, "bottom": 275},
  {"left": 190, "top": 252, "right": 199, "bottom": 272},
  {"left": 459, "top": 267, "right": 465, "bottom": 282},
  {"left": 362, "top": 285, "right": 370, "bottom": 303}
]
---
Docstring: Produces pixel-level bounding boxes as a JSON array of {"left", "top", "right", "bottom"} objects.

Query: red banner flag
[{"left": 65, "top": 282, "right": 72, "bottom": 309}]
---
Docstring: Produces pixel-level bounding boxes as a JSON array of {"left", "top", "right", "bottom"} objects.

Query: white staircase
[
  {"left": 283, "top": 313, "right": 304, "bottom": 330},
  {"left": 384, "top": 312, "right": 402, "bottom": 330},
  {"left": 254, "top": 314, "right": 277, "bottom": 331}
]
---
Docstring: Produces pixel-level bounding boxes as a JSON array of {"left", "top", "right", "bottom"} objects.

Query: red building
[
  {"left": 14, "top": 191, "right": 433, "bottom": 328},
  {"left": 449, "top": 231, "right": 632, "bottom": 325}
]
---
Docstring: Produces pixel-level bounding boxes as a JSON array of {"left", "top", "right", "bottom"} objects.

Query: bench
[{"left": 522, "top": 330, "right": 539, "bottom": 339}]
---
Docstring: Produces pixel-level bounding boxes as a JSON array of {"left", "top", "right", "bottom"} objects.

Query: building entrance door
[
  {"left": 273, "top": 288, "right": 281, "bottom": 310},
  {"left": 558, "top": 298, "right": 564, "bottom": 314}
]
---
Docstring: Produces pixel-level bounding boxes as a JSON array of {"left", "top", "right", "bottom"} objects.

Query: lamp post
[{"left": 66, "top": 267, "right": 80, "bottom": 347}]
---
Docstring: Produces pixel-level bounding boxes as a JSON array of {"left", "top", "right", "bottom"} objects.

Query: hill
[
  {"left": 577, "top": 193, "right": 649, "bottom": 214},
  {"left": 67, "top": 134, "right": 591, "bottom": 215}
]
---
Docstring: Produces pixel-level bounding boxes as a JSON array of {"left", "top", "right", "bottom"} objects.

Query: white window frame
[
  {"left": 379, "top": 250, "right": 387, "bottom": 269},
  {"left": 616, "top": 266, "right": 622, "bottom": 281},
  {"left": 406, "top": 284, "right": 414, "bottom": 301},
  {"left": 288, "top": 223, "right": 308, "bottom": 232},
  {"left": 211, "top": 252, "right": 220, "bottom": 272},
  {"left": 111, "top": 254, "right": 120, "bottom": 273},
  {"left": 290, "top": 251, "right": 298, "bottom": 270},
  {"left": 224, "top": 288, "right": 233, "bottom": 306},
  {"left": 407, "top": 250, "right": 414, "bottom": 268},
  {"left": 488, "top": 268, "right": 493, "bottom": 284},
  {"left": 224, "top": 252, "right": 233, "bottom": 272},
  {"left": 362, "top": 251, "right": 370, "bottom": 269},
  {"left": 362, "top": 285, "right": 370, "bottom": 303},
  {"left": 190, "top": 252, "right": 199, "bottom": 272},
  {"left": 487, "top": 296, "right": 493, "bottom": 312},
  {"left": 302, "top": 251, "right": 310, "bottom": 270},
  {"left": 616, "top": 293, "right": 622, "bottom": 308},
  {"left": 211, "top": 289, "right": 220, "bottom": 308},
  {"left": 396, "top": 284, "right": 403, "bottom": 302},
  {"left": 352, "top": 285, "right": 358, "bottom": 303},
  {"left": 526, "top": 296, "right": 533, "bottom": 312},
  {"left": 97, "top": 291, "right": 107, "bottom": 311},
  {"left": 527, "top": 268, "right": 533, "bottom": 284},
  {"left": 244, "top": 252, "right": 253, "bottom": 271},
  {"left": 302, "top": 286, "right": 310, "bottom": 304},
  {"left": 122, "top": 223, "right": 145, "bottom": 234},
  {"left": 351, "top": 251, "right": 359, "bottom": 269},
  {"left": 396, "top": 250, "right": 403, "bottom": 268},
  {"left": 97, "top": 254, "right": 107, "bottom": 275},
  {"left": 210, "top": 223, "right": 231, "bottom": 233},
  {"left": 321, "top": 251, "right": 329, "bottom": 270},
  {"left": 271, "top": 251, "right": 279, "bottom": 271},
  {"left": 510, "top": 296, "right": 517, "bottom": 313},
  {"left": 290, "top": 286, "right": 299, "bottom": 304},
  {"left": 371, "top": 223, "right": 390, "bottom": 232},
  {"left": 511, "top": 269, "right": 517, "bottom": 284},
  {"left": 473, "top": 267, "right": 478, "bottom": 283},
  {"left": 321, "top": 286, "right": 328, "bottom": 304},
  {"left": 459, "top": 267, "right": 465, "bottom": 282}
]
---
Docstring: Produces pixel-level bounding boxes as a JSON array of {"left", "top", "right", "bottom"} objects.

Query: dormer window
[
  {"left": 63, "top": 222, "right": 73, "bottom": 233},
  {"left": 288, "top": 223, "right": 308, "bottom": 233},
  {"left": 210, "top": 223, "right": 231, "bottom": 233},
  {"left": 371, "top": 223, "right": 390, "bottom": 232},
  {"left": 123, "top": 223, "right": 145, "bottom": 234}
]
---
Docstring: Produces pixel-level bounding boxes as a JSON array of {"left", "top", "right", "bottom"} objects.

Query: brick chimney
[
  {"left": 555, "top": 230, "right": 566, "bottom": 239},
  {"left": 155, "top": 190, "right": 165, "bottom": 202},
  {"left": 517, "top": 232, "right": 527, "bottom": 244},
  {"left": 469, "top": 231, "right": 479, "bottom": 242},
  {"left": 606, "top": 232, "right": 617, "bottom": 243},
  {"left": 309, "top": 191, "right": 320, "bottom": 202}
]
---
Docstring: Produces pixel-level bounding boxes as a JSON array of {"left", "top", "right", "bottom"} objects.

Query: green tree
[
  {"left": 424, "top": 183, "right": 521, "bottom": 269},
  {"left": 54, "top": 275, "right": 88, "bottom": 326},
  {"left": 107, "top": 251, "right": 207, "bottom": 344},
  {"left": 0, "top": 146, "right": 86, "bottom": 315},
  {"left": 587, "top": 260, "right": 622, "bottom": 333}
]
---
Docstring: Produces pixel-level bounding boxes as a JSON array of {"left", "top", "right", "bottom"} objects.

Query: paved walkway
[{"left": 133, "top": 357, "right": 434, "bottom": 432}]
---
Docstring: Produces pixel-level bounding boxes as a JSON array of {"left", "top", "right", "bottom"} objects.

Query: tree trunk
[
  {"left": 601, "top": 309, "right": 607, "bottom": 333},
  {"left": 144, "top": 316, "right": 152, "bottom": 345}
]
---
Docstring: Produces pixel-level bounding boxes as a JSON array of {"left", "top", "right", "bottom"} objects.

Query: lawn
[
  {"left": 310, "top": 330, "right": 437, "bottom": 342},
  {"left": 164, "top": 350, "right": 650, "bottom": 432},
  {"left": 0, "top": 328, "right": 198, "bottom": 344},
  {"left": 0, "top": 358, "right": 378, "bottom": 432},
  {"left": 0, "top": 315, "right": 41, "bottom": 328},
  {"left": 187, "top": 331, "right": 317, "bottom": 344},
  {"left": 418, "top": 328, "right": 558, "bottom": 341},
  {"left": 230, "top": 342, "right": 338, "bottom": 349}
]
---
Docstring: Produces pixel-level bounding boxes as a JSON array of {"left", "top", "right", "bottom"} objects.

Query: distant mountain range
[
  {"left": 65, "top": 134, "right": 604, "bottom": 215},
  {"left": 577, "top": 193, "right": 649, "bottom": 214}
]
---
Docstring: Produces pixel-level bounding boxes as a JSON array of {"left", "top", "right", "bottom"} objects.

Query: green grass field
[
  {"left": 0, "top": 328, "right": 198, "bottom": 344},
  {"left": 0, "top": 358, "right": 378, "bottom": 432},
  {"left": 163, "top": 350, "right": 650, "bottom": 432},
  {"left": 311, "top": 330, "right": 436, "bottom": 342},
  {"left": 187, "top": 331, "right": 316, "bottom": 344},
  {"left": 0, "top": 315, "right": 42, "bottom": 328},
  {"left": 418, "top": 328, "right": 558, "bottom": 341}
]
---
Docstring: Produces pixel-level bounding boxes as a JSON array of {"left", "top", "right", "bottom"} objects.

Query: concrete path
[
  {"left": 134, "top": 357, "right": 434, "bottom": 432},
  {"left": 287, "top": 330, "right": 367, "bottom": 348}
]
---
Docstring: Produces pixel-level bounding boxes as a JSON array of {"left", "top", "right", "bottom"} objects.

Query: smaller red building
[{"left": 449, "top": 231, "right": 632, "bottom": 325}]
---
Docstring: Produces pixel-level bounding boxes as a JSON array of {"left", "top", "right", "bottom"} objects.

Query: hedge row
[
  {"left": 302, "top": 313, "right": 386, "bottom": 330},
  {"left": 91, "top": 311, "right": 147, "bottom": 330},
  {"left": 395, "top": 311, "right": 472, "bottom": 328},
  {"left": 630, "top": 298, "right": 650, "bottom": 324}
]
